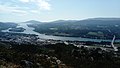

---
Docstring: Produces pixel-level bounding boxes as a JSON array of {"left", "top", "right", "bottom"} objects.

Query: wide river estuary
[{"left": 2, "top": 23, "right": 120, "bottom": 42}]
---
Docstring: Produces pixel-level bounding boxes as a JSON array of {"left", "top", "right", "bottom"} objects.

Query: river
[{"left": 2, "top": 23, "right": 120, "bottom": 42}]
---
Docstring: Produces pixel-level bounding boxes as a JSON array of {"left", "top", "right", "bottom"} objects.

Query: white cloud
[
  {"left": 30, "top": 10, "right": 39, "bottom": 13},
  {"left": 0, "top": 5, "right": 28, "bottom": 15},
  {"left": 36, "top": 0, "right": 51, "bottom": 10},
  {"left": 0, "top": 0, "right": 51, "bottom": 16},
  {"left": 19, "top": 0, "right": 30, "bottom": 3},
  {"left": 19, "top": 0, "right": 51, "bottom": 10}
]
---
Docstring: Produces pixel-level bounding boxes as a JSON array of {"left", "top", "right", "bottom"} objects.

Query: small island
[{"left": 9, "top": 27, "right": 25, "bottom": 32}]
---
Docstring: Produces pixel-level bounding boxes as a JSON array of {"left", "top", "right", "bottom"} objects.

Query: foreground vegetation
[{"left": 0, "top": 42, "right": 120, "bottom": 68}]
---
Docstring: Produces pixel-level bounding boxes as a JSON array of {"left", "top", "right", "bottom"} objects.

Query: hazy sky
[{"left": 0, "top": 0, "right": 120, "bottom": 22}]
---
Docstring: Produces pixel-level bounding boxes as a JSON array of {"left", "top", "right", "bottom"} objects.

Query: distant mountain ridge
[
  {"left": 0, "top": 22, "right": 17, "bottom": 31},
  {"left": 27, "top": 18, "right": 120, "bottom": 39},
  {"left": 24, "top": 18, "right": 120, "bottom": 24},
  {"left": 23, "top": 20, "right": 43, "bottom": 24},
  {"left": 88, "top": 18, "right": 120, "bottom": 20},
  {"left": 0, "top": 18, "right": 120, "bottom": 24},
  {"left": 1, "top": 18, "right": 120, "bottom": 39}
]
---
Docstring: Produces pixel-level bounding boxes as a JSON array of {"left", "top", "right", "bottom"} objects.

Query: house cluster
[{"left": 0, "top": 32, "right": 119, "bottom": 53}]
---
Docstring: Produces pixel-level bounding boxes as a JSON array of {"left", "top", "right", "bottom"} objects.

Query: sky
[{"left": 0, "top": 0, "right": 120, "bottom": 22}]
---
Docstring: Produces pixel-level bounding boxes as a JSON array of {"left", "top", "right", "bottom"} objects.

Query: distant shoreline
[{"left": 33, "top": 31, "right": 117, "bottom": 40}]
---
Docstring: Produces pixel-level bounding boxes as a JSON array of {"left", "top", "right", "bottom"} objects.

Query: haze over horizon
[{"left": 0, "top": 0, "right": 120, "bottom": 22}]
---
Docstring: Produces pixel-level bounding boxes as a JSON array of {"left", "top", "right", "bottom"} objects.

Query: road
[{"left": 111, "top": 35, "right": 118, "bottom": 51}]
